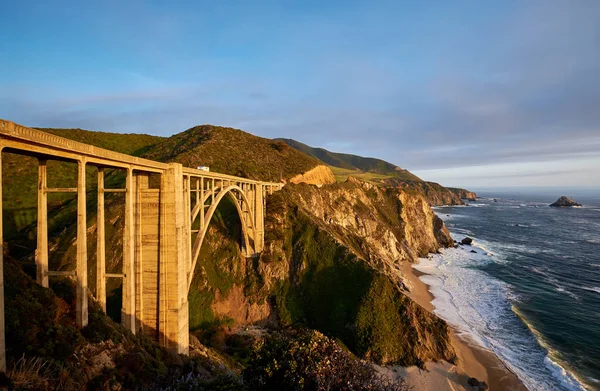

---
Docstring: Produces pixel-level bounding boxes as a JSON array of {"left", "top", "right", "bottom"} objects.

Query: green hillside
[
  {"left": 39, "top": 127, "right": 164, "bottom": 156},
  {"left": 145, "top": 126, "right": 321, "bottom": 182},
  {"left": 276, "top": 138, "right": 421, "bottom": 182}
]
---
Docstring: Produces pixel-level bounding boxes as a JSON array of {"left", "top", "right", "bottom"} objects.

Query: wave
[
  {"left": 582, "top": 286, "right": 600, "bottom": 294},
  {"left": 416, "top": 247, "right": 588, "bottom": 391},
  {"left": 554, "top": 286, "right": 579, "bottom": 300}
]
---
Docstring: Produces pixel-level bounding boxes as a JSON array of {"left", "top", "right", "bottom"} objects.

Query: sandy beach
[{"left": 385, "top": 262, "right": 528, "bottom": 391}]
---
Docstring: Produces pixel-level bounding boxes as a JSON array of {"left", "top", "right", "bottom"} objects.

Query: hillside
[
  {"left": 145, "top": 126, "right": 326, "bottom": 182},
  {"left": 276, "top": 138, "right": 421, "bottom": 182},
  {"left": 38, "top": 127, "right": 164, "bottom": 156},
  {"left": 277, "top": 138, "right": 477, "bottom": 205}
]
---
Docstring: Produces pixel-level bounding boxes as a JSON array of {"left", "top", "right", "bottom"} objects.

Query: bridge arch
[{"left": 188, "top": 184, "right": 256, "bottom": 292}]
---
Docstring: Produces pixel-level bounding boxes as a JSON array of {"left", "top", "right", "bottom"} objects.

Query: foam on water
[
  {"left": 582, "top": 286, "right": 600, "bottom": 294},
  {"left": 414, "top": 241, "right": 587, "bottom": 391}
]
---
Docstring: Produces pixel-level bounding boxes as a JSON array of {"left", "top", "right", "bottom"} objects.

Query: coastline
[{"left": 396, "top": 262, "right": 527, "bottom": 391}]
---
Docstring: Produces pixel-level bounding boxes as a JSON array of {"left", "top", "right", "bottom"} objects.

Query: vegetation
[
  {"left": 329, "top": 166, "right": 397, "bottom": 184},
  {"left": 243, "top": 329, "right": 408, "bottom": 391},
  {"left": 262, "top": 188, "right": 455, "bottom": 366},
  {"left": 277, "top": 138, "right": 421, "bottom": 181},
  {"left": 39, "top": 127, "right": 164, "bottom": 156},
  {"left": 144, "top": 125, "right": 320, "bottom": 182}
]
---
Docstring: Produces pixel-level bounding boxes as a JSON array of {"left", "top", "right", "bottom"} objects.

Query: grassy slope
[
  {"left": 144, "top": 126, "right": 321, "bottom": 182},
  {"left": 277, "top": 138, "right": 422, "bottom": 182}
]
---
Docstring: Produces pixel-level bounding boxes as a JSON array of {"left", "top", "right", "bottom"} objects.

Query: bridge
[{"left": 0, "top": 118, "right": 283, "bottom": 371}]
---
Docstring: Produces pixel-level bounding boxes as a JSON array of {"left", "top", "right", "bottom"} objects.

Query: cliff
[
  {"left": 447, "top": 187, "right": 478, "bottom": 200},
  {"left": 185, "top": 178, "right": 456, "bottom": 366},
  {"left": 384, "top": 179, "right": 465, "bottom": 206}
]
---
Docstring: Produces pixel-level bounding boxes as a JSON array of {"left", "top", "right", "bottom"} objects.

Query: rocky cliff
[
  {"left": 384, "top": 179, "right": 465, "bottom": 206},
  {"left": 447, "top": 187, "right": 477, "bottom": 200},
  {"left": 282, "top": 178, "right": 452, "bottom": 282},
  {"left": 189, "top": 178, "right": 456, "bottom": 366}
]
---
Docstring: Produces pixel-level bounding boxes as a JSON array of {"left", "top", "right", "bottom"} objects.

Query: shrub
[{"left": 242, "top": 329, "right": 408, "bottom": 391}]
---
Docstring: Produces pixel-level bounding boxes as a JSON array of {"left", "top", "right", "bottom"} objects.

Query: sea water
[{"left": 414, "top": 189, "right": 600, "bottom": 390}]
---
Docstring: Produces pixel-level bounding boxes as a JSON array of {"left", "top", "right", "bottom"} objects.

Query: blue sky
[{"left": 1, "top": 0, "right": 599, "bottom": 188}]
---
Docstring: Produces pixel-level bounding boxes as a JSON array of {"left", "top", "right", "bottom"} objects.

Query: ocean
[{"left": 414, "top": 188, "right": 600, "bottom": 390}]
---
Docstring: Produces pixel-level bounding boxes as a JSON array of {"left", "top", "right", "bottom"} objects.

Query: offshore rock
[
  {"left": 550, "top": 196, "right": 582, "bottom": 207},
  {"left": 461, "top": 237, "right": 473, "bottom": 245}
]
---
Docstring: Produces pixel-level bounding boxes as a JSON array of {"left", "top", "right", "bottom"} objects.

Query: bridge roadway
[{"left": 0, "top": 118, "right": 283, "bottom": 371}]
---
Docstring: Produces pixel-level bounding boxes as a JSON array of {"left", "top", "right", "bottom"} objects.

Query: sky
[{"left": 1, "top": 0, "right": 599, "bottom": 188}]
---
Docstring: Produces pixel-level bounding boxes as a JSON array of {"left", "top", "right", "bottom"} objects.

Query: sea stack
[{"left": 550, "top": 196, "right": 582, "bottom": 207}]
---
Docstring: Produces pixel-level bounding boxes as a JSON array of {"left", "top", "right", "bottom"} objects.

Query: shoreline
[{"left": 397, "top": 262, "right": 527, "bottom": 391}]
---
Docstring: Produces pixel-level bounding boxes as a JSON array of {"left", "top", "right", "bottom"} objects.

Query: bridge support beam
[
  {"left": 159, "top": 163, "right": 189, "bottom": 354},
  {"left": 254, "top": 184, "right": 264, "bottom": 254},
  {"left": 76, "top": 159, "right": 88, "bottom": 327},
  {"left": 96, "top": 168, "right": 106, "bottom": 312},
  {"left": 36, "top": 159, "right": 49, "bottom": 287},
  {"left": 122, "top": 167, "right": 136, "bottom": 332}
]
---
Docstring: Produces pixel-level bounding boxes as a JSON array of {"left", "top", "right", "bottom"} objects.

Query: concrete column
[
  {"left": 0, "top": 149, "right": 6, "bottom": 372},
  {"left": 184, "top": 176, "right": 191, "bottom": 280},
  {"left": 76, "top": 159, "right": 88, "bottom": 327},
  {"left": 254, "top": 184, "right": 264, "bottom": 253},
  {"left": 159, "top": 163, "right": 189, "bottom": 354},
  {"left": 200, "top": 177, "right": 205, "bottom": 228},
  {"left": 122, "top": 167, "right": 136, "bottom": 332},
  {"left": 36, "top": 159, "right": 49, "bottom": 287},
  {"left": 135, "top": 174, "right": 148, "bottom": 332},
  {"left": 96, "top": 168, "right": 106, "bottom": 312}
]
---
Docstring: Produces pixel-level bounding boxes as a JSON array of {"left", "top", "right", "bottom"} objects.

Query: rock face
[
  {"left": 286, "top": 178, "right": 453, "bottom": 282},
  {"left": 447, "top": 187, "right": 477, "bottom": 200},
  {"left": 253, "top": 178, "right": 456, "bottom": 365},
  {"left": 550, "top": 196, "right": 582, "bottom": 207},
  {"left": 288, "top": 164, "right": 336, "bottom": 186},
  {"left": 385, "top": 179, "right": 465, "bottom": 206}
]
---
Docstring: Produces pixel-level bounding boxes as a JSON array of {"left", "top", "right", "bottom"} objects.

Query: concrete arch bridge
[{"left": 0, "top": 118, "right": 282, "bottom": 371}]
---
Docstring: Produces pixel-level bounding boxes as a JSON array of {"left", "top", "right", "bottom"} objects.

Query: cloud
[{"left": 1, "top": 1, "right": 599, "bottom": 187}]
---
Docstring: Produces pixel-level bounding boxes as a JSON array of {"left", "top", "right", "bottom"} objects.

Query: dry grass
[
  {"left": 7, "top": 355, "right": 55, "bottom": 389},
  {"left": 329, "top": 166, "right": 396, "bottom": 183}
]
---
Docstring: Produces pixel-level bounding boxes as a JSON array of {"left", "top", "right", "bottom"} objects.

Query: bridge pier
[
  {"left": 159, "top": 163, "right": 189, "bottom": 354},
  {"left": 122, "top": 167, "right": 136, "bottom": 332},
  {"left": 36, "top": 159, "right": 49, "bottom": 287},
  {"left": 76, "top": 159, "right": 88, "bottom": 328}
]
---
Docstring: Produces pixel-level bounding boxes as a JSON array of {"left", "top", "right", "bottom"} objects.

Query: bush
[{"left": 242, "top": 329, "right": 408, "bottom": 391}]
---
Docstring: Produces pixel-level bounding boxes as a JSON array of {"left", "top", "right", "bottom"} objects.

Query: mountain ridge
[{"left": 277, "top": 137, "right": 476, "bottom": 205}]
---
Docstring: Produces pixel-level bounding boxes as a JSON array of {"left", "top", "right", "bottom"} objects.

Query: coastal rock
[
  {"left": 550, "top": 196, "right": 582, "bottom": 207},
  {"left": 467, "top": 377, "right": 489, "bottom": 390},
  {"left": 447, "top": 187, "right": 478, "bottom": 200},
  {"left": 461, "top": 237, "right": 473, "bottom": 245}
]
